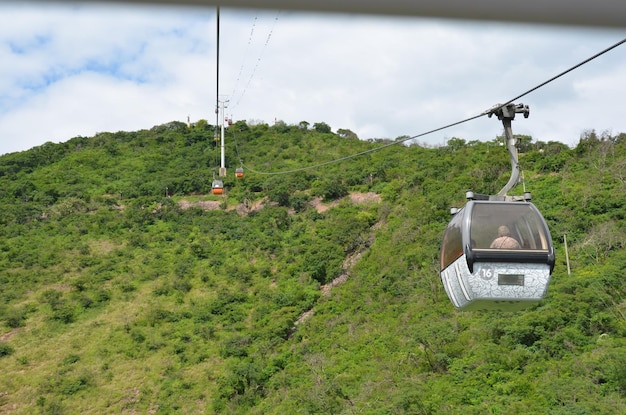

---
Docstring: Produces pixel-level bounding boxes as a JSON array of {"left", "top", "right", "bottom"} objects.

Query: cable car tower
[
  {"left": 439, "top": 103, "right": 555, "bottom": 311},
  {"left": 217, "top": 98, "right": 228, "bottom": 177},
  {"left": 211, "top": 8, "right": 226, "bottom": 195}
]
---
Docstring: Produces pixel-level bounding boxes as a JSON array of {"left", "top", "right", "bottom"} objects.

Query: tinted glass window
[
  {"left": 470, "top": 203, "right": 549, "bottom": 251},
  {"left": 441, "top": 212, "right": 463, "bottom": 269}
]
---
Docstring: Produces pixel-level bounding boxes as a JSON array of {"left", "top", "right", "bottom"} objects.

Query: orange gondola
[{"left": 211, "top": 179, "right": 224, "bottom": 195}]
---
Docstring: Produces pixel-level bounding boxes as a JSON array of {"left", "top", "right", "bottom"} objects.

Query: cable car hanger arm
[{"left": 486, "top": 102, "right": 529, "bottom": 197}]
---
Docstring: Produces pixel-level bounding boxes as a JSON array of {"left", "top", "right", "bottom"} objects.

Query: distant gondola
[
  {"left": 235, "top": 167, "right": 244, "bottom": 178},
  {"left": 439, "top": 103, "right": 555, "bottom": 311},
  {"left": 212, "top": 179, "right": 224, "bottom": 195}
]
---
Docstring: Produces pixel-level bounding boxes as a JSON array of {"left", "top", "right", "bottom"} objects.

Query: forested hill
[{"left": 0, "top": 120, "right": 625, "bottom": 414}]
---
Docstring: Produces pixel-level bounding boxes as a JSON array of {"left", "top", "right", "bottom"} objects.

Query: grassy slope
[{"left": 0, "top": 123, "right": 625, "bottom": 414}]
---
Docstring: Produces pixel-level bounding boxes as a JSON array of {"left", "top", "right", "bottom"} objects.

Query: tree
[
  {"left": 194, "top": 119, "right": 209, "bottom": 130},
  {"left": 272, "top": 120, "right": 291, "bottom": 134},
  {"left": 516, "top": 134, "right": 534, "bottom": 153},
  {"left": 311, "top": 178, "right": 347, "bottom": 201},
  {"left": 337, "top": 128, "right": 358, "bottom": 139},
  {"left": 313, "top": 122, "right": 331, "bottom": 134},
  {"left": 446, "top": 137, "right": 466, "bottom": 151},
  {"left": 233, "top": 120, "right": 249, "bottom": 132}
]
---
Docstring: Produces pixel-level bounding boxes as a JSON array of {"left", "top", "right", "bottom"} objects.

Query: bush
[
  {"left": 52, "top": 304, "right": 77, "bottom": 324},
  {"left": 0, "top": 343, "right": 14, "bottom": 357},
  {"left": 4, "top": 306, "right": 27, "bottom": 328},
  {"left": 311, "top": 178, "right": 348, "bottom": 201}
]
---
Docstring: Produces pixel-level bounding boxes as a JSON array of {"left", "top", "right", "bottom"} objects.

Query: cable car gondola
[
  {"left": 235, "top": 167, "right": 244, "bottom": 178},
  {"left": 439, "top": 103, "right": 555, "bottom": 311},
  {"left": 212, "top": 179, "right": 224, "bottom": 195},
  {"left": 440, "top": 194, "right": 555, "bottom": 311}
]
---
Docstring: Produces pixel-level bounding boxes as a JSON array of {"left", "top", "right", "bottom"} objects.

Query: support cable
[
  {"left": 231, "top": 12, "right": 280, "bottom": 110},
  {"left": 242, "top": 113, "right": 485, "bottom": 175},
  {"left": 238, "top": 37, "right": 626, "bottom": 176},
  {"left": 229, "top": 15, "right": 258, "bottom": 103},
  {"left": 484, "top": 37, "right": 626, "bottom": 116}
]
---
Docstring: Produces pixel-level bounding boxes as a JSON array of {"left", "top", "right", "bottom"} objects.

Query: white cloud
[{"left": 1, "top": 3, "right": 625, "bottom": 156}]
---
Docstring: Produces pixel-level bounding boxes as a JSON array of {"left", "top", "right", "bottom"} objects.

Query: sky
[{"left": 1, "top": 2, "right": 625, "bottom": 156}]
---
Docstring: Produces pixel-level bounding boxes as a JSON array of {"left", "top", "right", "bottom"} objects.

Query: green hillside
[{"left": 0, "top": 120, "right": 625, "bottom": 414}]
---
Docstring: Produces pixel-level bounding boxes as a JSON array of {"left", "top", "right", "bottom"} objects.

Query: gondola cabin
[
  {"left": 211, "top": 179, "right": 224, "bottom": 195},
  {"left": 440, "top": 199, "right": 554, "bottom": 311},
  {"left": 235, "top": 167, "right": 244, "bottom": 178}
]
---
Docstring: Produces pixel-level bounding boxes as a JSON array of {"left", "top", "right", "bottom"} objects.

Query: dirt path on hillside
[
  {"left": 178, "top": 192, "right": 381, "bottom": 215},
  {"left": 292, "top": 233, "right": 375, "bottom": 331},
  {"left": 310, "top": 192, "right": 381, "bottom": 213}
]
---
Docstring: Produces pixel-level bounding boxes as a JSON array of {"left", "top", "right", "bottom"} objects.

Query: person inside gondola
[{"left": 490, "top": 225, "right": 521, "bottom": 249}]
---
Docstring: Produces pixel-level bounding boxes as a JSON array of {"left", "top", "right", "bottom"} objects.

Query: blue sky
[{"left": 0, "top": 2, "right": 625, "bottom": 155}]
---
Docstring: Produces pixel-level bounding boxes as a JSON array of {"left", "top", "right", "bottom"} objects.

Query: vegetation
[{"left": 0, "top": 120, "right": 625, "bottom": 414}]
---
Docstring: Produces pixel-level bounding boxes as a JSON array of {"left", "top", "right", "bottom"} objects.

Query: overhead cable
[
  {"left": 231, "top": 11, "right": 280, "bottom": 110},
  {"left": 229, "top": 15, "right": 258, "bottom": 104},
  {"left": 485, "top": 36, "right": 626, "bottom": 116},
  {"left": 240, "top": 36, "right": 626, "bottom": 176}
]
